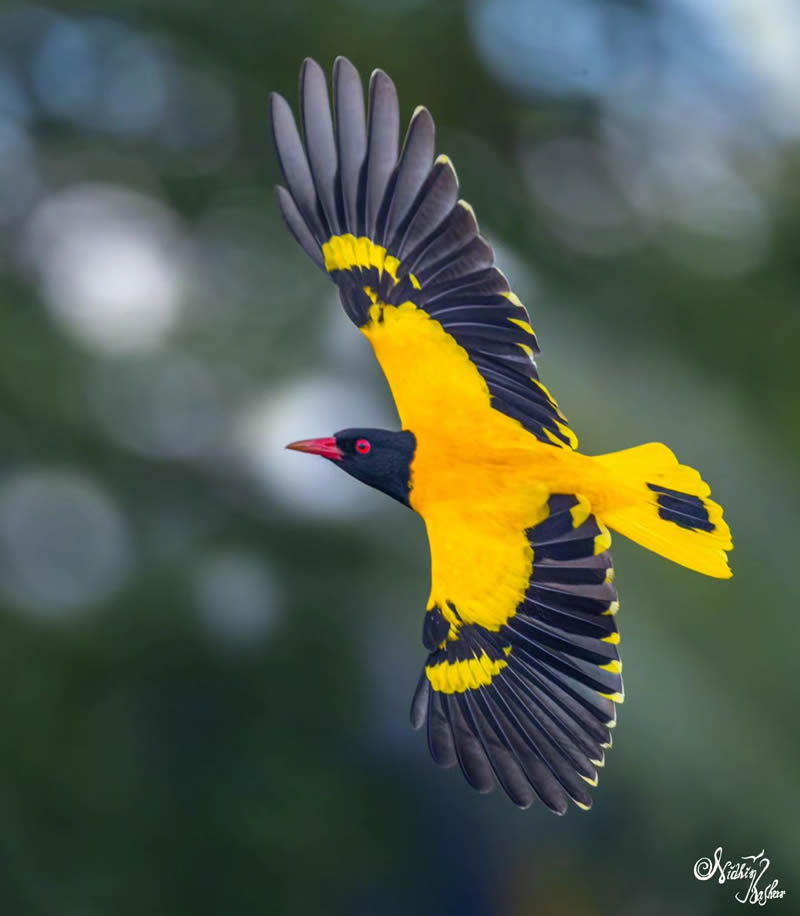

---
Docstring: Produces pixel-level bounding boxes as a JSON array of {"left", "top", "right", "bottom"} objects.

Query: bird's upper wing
[
  {"left": 270, "top": 56, "right": 577, "bottom": 449},
  {"left": 413, "top": 493, "right": 623, "bottom": 812}
]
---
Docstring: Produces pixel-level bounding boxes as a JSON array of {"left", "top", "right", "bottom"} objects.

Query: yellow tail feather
[{"left": 595, "top": 443, "right": 733, "bottom": 579}]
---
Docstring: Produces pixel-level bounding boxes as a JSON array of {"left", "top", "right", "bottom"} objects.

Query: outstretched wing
[
  {"left": 412, "top": 494, "right": 623, "bottom": 812},
  {"left": 270, "top": 56, "right": 576, "bottom": 449}
]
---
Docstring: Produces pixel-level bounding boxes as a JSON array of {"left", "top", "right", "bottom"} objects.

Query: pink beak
[{"left": 285, "top": 436, "right": 343, "bottom": 461}]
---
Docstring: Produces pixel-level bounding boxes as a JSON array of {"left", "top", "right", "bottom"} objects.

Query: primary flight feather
[{"left": 271, "top": 57, "right": 733, "bottom": 812}]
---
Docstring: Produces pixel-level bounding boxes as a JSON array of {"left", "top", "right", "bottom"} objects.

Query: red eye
[{"left": 355, "top": 439, "right": 371, "bottom": 455}]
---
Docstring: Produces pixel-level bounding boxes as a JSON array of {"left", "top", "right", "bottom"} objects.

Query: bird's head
[{"left": 286, "top": 428, "right": 417, "bottom": 506}]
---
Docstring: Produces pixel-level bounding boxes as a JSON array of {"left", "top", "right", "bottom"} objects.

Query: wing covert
[{"left": 271, "top": 57, "right": 577, "bottom": 449}]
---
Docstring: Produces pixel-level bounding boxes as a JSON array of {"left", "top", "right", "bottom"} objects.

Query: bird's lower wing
[
  {"left": 411, "top": 494, "right": 623, "bottom": 812},
  {"left": 271, "top": 57, "right": 576, "bottom": 448}
]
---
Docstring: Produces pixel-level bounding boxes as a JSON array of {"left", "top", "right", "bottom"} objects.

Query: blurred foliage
[{"left": 0, "top": 1, "right": 797, "bottom": 914}]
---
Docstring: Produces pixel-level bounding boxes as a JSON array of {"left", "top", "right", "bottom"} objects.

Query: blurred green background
[{"left": 0, "top": 0, "right": 797, "bottom": 913}]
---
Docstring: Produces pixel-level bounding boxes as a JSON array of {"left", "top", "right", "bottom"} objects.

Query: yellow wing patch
[
  {"left": 425, "top": 651, "right": 508, "bottom": 693},
  {"left": 322, "top": 234, "right": 421, "bottom": 289}
]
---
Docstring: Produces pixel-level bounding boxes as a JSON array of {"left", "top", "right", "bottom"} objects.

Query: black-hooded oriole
[{"left": 271, "top": 57, "right": 732, "bottom": 812}]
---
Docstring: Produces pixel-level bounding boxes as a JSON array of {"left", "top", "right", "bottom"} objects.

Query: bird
[{"left": 270, "top": 57, "right": 733, "bottom": 813}]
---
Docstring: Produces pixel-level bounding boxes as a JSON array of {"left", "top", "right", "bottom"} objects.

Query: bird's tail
[{"left": 594, "top": 443, "right": 733, "bottom": 578}]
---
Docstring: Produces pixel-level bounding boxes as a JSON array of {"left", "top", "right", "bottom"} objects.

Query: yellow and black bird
[{"left": 271, "top": 58, "right": 732, "bottom": 812}]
